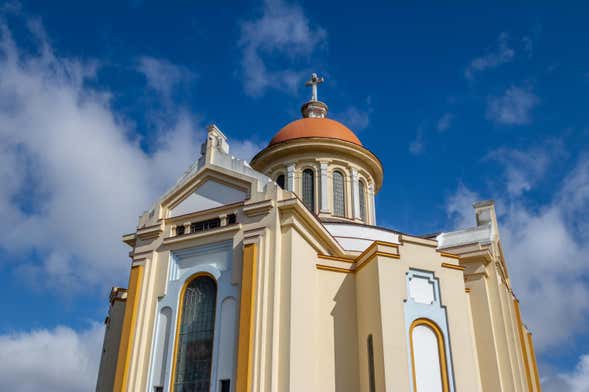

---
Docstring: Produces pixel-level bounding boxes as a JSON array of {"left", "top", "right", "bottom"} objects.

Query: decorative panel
[
  {"left": 408, "top": 276, "right": 435, "bottom": 305},
  {"left": 404, "top": 269, "right": 456, "bottom": 392}
]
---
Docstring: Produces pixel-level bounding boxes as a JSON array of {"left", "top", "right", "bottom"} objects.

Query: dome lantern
[{"left": 301, "top": 73, "right": 328, "bottom": 118}]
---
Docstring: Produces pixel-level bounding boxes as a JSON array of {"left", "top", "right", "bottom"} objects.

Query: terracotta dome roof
[{"left": 269, "top": 118, "right": 362, "bottom": 146}]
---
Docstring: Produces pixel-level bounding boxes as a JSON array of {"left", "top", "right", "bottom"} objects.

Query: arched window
[
  {"left": 410, "top": 319, "right": 449, "bottom": 392},
  {"left": 276, "top": 174, "right": 285, "bottom": 189},
  {"left": 173, "top": 275, "right": 217, "bottom": 392},
  {"left": 359, "top": 180, "right": 367, "bottom": 221},
  {"left": 333, "top": 171, "right": 345, "bottom": 217},
  {"left": 302, "top": 169, "right": 315, "bottom": 211}
]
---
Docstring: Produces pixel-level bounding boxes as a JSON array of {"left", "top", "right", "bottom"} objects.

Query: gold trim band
[
  {"left": 236, "top": 243, "right": 258, "bottom": 392},
  {"left": 317, "top": 254, "right": 355, "bottom": 263},
  {"left": 441, "top": 262, "right": 465, "bottom": 271},
  {"left": 439, "top": 252, "right": 461, "bottom": 260},
  {"left": 409, "top": 318, "right": 450, "bottom": 392},
  {"left": 113, "top": 264, "right": 144, "bottom": 392},
  {"left": 527, "top": 332, "right": 541, "bottom": 390},
  {"left": 316, "top": 264, "right": 353, "bottom": 273},
  {"left": 513, "top": 300, "right": 534, "bottom": 391}
]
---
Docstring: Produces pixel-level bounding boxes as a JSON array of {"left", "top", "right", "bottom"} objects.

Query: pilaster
[
  {"left": 113, "top": 263, "right": 144, "bottom": 392},
  {"left": 368, "top": 183, "right": 376, "bottom": 225},
  {"left": 319, "top": 161, "right": 330, "bottom": 213},
  {"left": 351, "top": 168, "right": 361, "bottom": 220},
  {"left": 286, "top": 163, "right": 296, "bottom": 193}
]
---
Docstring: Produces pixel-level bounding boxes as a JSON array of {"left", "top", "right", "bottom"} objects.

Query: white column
[
  {"left": 319, "top": 161, "right": 329, "bottom": 213},
  {"left": 286, "top": 163, "right": 296, "bottom": 192},
  {"left": 368, "top": 183, "right": 376, "bottom": 225},
  {"left": 351, "top": 168, "right": 361, "bottom": 220}
]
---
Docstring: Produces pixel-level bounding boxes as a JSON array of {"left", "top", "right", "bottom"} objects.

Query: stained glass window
[
  {"left": 174, "top": 275, "right": 217, "bottom": 392},
  {"left": 359, "top": 180, "right": 367, "bottom": 221},
  {"left": 302, "top": 169, "right": 315, "bottom": 212},
  {"left": 333, "top": 171, "right": 345, "bottom": 216}
]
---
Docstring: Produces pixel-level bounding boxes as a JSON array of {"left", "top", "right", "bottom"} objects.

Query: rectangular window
[
  {"left": 227, "top": 213, "right": 237, "bottom": 225},
  {"left": 220, "top": 379, "right": 230, "bottom": 392},
  {"left": 190, "top": 217, "right": 221, "bottom": 233},
  {"left": 368, "top": 334, "right": 376, "bottom": 392}
]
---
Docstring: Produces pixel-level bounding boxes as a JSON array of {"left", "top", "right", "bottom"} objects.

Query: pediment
[
  {"left": 169, "top": 179, "right": 247, "bottom": 218},
  {"left": 160, "top": 166, "right": 255, "bottom": 219}
]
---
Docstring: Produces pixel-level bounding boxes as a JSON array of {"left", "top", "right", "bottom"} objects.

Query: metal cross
[{"left": 305, "top": 73, "right": 324, "bottom": 101}]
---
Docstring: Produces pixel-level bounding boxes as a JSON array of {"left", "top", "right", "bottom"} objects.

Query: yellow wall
[
  {"left": 355, "top": 259, "right": 386, "bottom": 392},
  {"left": 236, "top": 243, "right": 257, "bottom": 392},
  {"left": 113, "top": 264, "right": 143, "bottom": 392},
  {"left": 317, "top": 268, "right": 359, "bottom": 391}
]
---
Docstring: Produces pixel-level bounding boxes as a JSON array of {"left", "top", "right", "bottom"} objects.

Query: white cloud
[
  {"left": 229, "top": 139, "right": 265, "bottom": 162},
  {"left": 465, "top": 32, "right": 515, "bottom": 80},
  {"left": 409, "top": 127, "right": 424, "bottom": 155},
  {"left": 334, "top": 97, "right": 373, "bottom": 131},
  {"left": 137, "top": 56, "right": 195, "bottom": 100},
  {"left": 522, "top": 36, "right": 533, "bottom": 57},
  {"left": 543, "top": 354, "right": 589, "bottom": 392},
  {"left": 0, "top": 323, "right": 103, "bottom": 392},
  {"left": 486, "top": 143, "right": 562, "bottom": 196},
  {"left": 239, "top": 0, "right": 327, "bottom": 96},
  {"left": 487, "top": 85, "right": 539, "bottom": 125},
  {"left": 437, "top": 113, "right": 454, "bottom": 132},
  {"left": 446, "top": 183, "right": 480, "bottom": 229},
  {"left": 446, "top": 151, "right": 589, "bottom": 352},
  {"left": 0, "top": 16, "right": 257, "bottom": 292}
]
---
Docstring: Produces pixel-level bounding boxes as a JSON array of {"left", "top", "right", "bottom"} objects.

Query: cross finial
[{"left": 305, "top": 73, "right": 324, "bottom": 102}]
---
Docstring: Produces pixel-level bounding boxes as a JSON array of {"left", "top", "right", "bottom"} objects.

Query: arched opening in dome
[
  {"left": 276, "top": 174, "right": 285, "bottom": 189},
  {"left": 333, "top": 170, "right": 345, "bottom": 217},
  {"left": 302, "top": 169, "right": 315, "bottom": 212}
]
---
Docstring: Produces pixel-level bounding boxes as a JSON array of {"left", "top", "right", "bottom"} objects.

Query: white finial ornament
[{"left": 305, "top": 73, "right": 324, "bottom": 102}]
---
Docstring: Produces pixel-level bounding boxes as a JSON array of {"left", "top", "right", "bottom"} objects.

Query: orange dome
[{"left": 269, "top": 118, "right": 362, "bottom": 146}]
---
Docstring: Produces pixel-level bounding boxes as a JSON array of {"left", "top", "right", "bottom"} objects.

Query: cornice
[
  {"left": 400, "top": 234, "right": 438, "bottom": 248},
  {"left": 251, "top": 138, "right": 384, "bottom": 191},
  {"left": 243, "top": 199, "right": 274, "bottom": 217},
  {"left": 136, "top": 223, "right": 163, "bottom": 240},
  {"left": 165, "top": 201, "right": 243, "bottom": 224},
  {"left": 277, "top": 197, "right": 345, "bottom": 255},
  {"left": 163, "top": 224, "right": 241, "bottom": 246}
]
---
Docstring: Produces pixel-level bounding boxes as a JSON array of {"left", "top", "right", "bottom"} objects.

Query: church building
[{"left": 96, "top": 74, "right": 541, "bottom": 392}]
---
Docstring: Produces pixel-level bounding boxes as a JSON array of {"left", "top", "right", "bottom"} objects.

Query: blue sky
[{"left": 0, "top": 1, "right": 588, "bottom": 390}]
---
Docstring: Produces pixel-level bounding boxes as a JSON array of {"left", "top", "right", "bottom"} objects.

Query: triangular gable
[{"left": 169, "top": 178, "right": 247, "bottom": 217}]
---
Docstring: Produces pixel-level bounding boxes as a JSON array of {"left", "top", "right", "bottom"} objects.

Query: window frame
[
  {"left": 332, "top": 170, "right": 346, "bottom": 217},
  {"left": 301, "top": 167, "right": 316, "bottom": 212},
  {"left": 358, "top": 179, "right": 367, "bottom": 222},
  {"left": 409, "top": 318, "right": 450, "bottom": 392},
  {"left": 170, "top": 273, "right": 218, "bottom": 392}
]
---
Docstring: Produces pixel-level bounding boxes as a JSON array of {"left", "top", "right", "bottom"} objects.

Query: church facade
[{"left": 96, "top": 75, "right": 541, "bottom": 392}]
